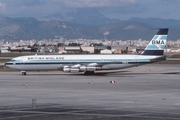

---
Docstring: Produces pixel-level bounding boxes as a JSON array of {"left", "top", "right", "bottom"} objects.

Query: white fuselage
[
  {"left": 5, "top": 54, "right": 164, "bottom": 72},
  {"left": 4, "top": 28, "right": 168, "bottom": 75}
]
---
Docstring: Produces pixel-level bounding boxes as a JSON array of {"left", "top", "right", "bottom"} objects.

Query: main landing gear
[
  {"left": 21, "top": 71, "right": 27, "bottom": 75},
  {"left": 84, "top": 71, "right": 95, "bottom": 75}
]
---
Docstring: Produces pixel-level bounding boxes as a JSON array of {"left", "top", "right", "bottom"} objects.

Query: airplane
[{"left": 5, "top": 28, "right": 168, "bottom": 75}]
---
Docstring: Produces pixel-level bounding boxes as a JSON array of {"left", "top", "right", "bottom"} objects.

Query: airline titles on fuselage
[{"left": 28, "top": 57, "right": 64, "bottom": 60}]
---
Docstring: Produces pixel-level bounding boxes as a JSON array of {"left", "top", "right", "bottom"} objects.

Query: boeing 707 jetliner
[{"left": 5, "top": 28, "right": 168, "bottom": 75}]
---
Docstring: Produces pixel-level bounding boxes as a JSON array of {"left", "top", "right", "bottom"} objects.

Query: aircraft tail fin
[{"left": 141, "top": 28, "right": 169, "bottom": 55}]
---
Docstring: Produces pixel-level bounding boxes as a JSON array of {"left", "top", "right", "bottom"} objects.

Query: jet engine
[
  {"left": 79, "top": 66, "right": 96, "bottom": 71},
  {"left": 63, "top": 65, "right": 101, "bottom": 73},
  {"left": 63, "top": 66, "right": 79, "bottom": 73}
]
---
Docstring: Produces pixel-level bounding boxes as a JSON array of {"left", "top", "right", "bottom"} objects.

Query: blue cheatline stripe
[
  {"left": 6, "top": 62, "right": 152, "bottom": 65},
  {"left": 6, "top": 59, "right": 157, "bottom": 65}
]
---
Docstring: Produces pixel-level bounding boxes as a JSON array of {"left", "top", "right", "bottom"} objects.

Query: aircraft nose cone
[
  {"left": 4, "top": 62, "right": 8, "bottom": 67},
  {"left": 4, "top": 62, "right": 9, "bottom": 67}
]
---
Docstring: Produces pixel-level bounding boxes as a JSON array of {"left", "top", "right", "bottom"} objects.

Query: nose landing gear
[{"left": 21, "top": 71, "right": 27, "bottom": 75}]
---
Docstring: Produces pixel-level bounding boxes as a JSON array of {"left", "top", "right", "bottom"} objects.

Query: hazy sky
[{"left": 0, "top": 0, "right": 179, "bottom": 20}]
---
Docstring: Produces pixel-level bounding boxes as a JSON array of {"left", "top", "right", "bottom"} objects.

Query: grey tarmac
[{"left": 0, "top": 64, "right": 180, "bottom": 120}]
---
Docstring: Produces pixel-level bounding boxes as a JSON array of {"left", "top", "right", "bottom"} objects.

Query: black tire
[
  {"left": 84, "top": 71, "right": 95, "bottom": 75},
  {"left": 22, "top": 72, "right": 26, "bottom": 75}
]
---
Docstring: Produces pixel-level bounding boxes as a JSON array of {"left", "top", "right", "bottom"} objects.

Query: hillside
[
  {"left": 0, "top": 16, "right": 180, "bottom": 41},
  {"left": 40, "top": 8, "right": 120, "bottom": 25}
]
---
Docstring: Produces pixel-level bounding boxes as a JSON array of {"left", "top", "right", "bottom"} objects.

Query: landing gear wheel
[
  {"left": 84, "top": 71, "right": 95, "bottom": 75},
  {"left": 22, "top": 72, "right": 27, "bottom": 75}
]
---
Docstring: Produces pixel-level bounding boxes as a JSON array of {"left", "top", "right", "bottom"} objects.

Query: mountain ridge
[
  {"left": 40, "top": 8, "right": 121, "bottom": 25},
  {"left": 0, "top": 16, "right": 180, "bottom": 41}
]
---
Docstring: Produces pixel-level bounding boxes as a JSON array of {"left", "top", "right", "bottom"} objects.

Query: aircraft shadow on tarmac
[
  {"left": 25, "top": 71, "right": 131, "bottom": 77},
  {"left": 23, "top": 71, "right": 180, "bottom": 77},
  {"left": 82, "top": 71, "right": 180, "bottom": 77},
  {"left": 81, "top": 71, "right": 180, "bottom": 76},
  {"left": 24, "top": 71, "right": 133, "bottom": 77},
  {"left": 161, "top": 72, "right": 180, "bottom": 74}
]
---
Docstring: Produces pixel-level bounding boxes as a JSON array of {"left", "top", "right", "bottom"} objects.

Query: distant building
[
  {"left": 10, "top": 47, "right": 31, "bottom": 53},
  {"left": 64, "top": 47, "right": 82, "bottom": 54},
  {"left": 113, "top": 47, "right": 122, "bottom": 54},
  {"left": 0, "top": 45, "right": 10, "bottom": 53},
  {"left": 81, "top": 46, "right": 94, "bottom": 53},
  {"left": 169, "top": 49, "right": 180, "bottom": 53},
  {"left": 100, "top": 49, "right": 112, "bottom": 54},
  {"left": 39, "top": 46, "right": 59, "bottom": 53},
  {"left": 58, "top": 47, "right": 67, "bottom": 54},
  {"left": 113, "top": 47, "right": 133, "bottom": 54}
]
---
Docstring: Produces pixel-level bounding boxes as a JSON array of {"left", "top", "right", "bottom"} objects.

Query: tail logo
[
  {"left": 141, "top": 28, "right": 168, "bottom": 55},
  {"left": 152, "top": 40, "right": 165, "bottom": 45}
]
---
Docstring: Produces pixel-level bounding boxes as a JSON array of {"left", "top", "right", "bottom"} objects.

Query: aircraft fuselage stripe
[{"left": 5, "top": 61, "right": 152, "bottom": 65}]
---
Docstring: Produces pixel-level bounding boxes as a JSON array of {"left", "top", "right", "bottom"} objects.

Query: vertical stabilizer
[{"left": 141, "top": 28, "right": 168, "bottom": 55}]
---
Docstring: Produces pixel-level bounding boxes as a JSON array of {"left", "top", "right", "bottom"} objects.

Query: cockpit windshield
[{"left": 10, "top": 60, "right": 16, "bottom": 62}]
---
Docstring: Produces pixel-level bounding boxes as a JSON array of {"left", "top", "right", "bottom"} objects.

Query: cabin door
[{"left": 134, "top": 56, "right": 139, "bottom": 63}]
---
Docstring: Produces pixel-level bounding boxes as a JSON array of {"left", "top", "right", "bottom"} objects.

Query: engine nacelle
[
  {"left": 63, "top": 67, "right": 79, "bottom": 73},
  {"left": 79, "top": 66, "right": 96, "bottom": 72},
  {"left": 63, "top": 65, "right": 101, "bottom": 73}
]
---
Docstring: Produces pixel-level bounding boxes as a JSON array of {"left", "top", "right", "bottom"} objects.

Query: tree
[
  {"left": 68, "top": 43, "right": 81, "bottom": 46},
  {"left": 106, "top": 46, "right": 111, "bottom": 50},
  {"left": 94, "top": 49, "right": 100, "bottom": 54},
  {"left": 33, "top": 43, "right": 38, "bottom": 47},
  {"left": 57, "top": 43, "right": 64, "bottom": 47}
]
